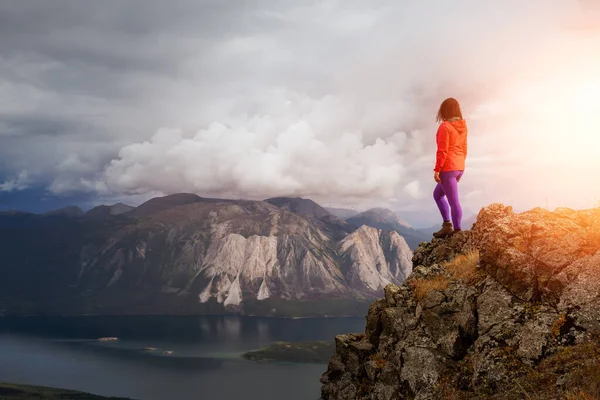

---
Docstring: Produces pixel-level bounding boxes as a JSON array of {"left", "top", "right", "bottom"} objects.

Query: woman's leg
[
  {"left": 440, "top": 171, "right": 463, "bottom": 230},
  {"left": 433, "top": 183, "right": 450, "bottom": 222}
]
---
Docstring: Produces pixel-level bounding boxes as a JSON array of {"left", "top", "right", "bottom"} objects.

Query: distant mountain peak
[
  {"left": 264, "top": 197, "right": 333, "bottom": 220},
  {"left": 264, "top": 196, "right": 354, "bottom": 240},
  {"left": 128, "top": 193, "right": 204, "bottom": 218},
  {"left": 360, "top": 207, "right": 412, "bottom": 228},
  {"left": 325, "top": 207, "right": 360, "bottom": 220},
  {"left": 44, "top": 205, "right": 84, "bottom": 217},
  {"left": 85, "top": 203, "right": 134, "bottom": 218},
  {"left": 348, "top": 208, "right": 412, "bottom": 229}
]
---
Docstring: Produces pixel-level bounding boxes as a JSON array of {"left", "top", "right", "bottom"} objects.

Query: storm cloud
[{"left": 1, "top": 0, "right": 598, "bottom": 225}]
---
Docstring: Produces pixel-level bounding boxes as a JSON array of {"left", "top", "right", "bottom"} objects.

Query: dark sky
[{"left": 1, "top": 0, "right": 598, "bottom": 225}]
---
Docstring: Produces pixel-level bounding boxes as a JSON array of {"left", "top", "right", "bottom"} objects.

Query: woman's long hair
[{"left": 436, "top": 98, "right": 463, "bottom": 123}]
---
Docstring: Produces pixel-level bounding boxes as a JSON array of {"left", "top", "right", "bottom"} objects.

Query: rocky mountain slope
[
  {"left": 265, "top": 197, "right": 355, "bottom": 240},
  {"left": 0, "top": 194, "right": 413, "bottom": 317},
  {"left": 321, "top": 203, "right": 600, "bottom": 399},
  {"left": 347, "top": 208, "right": 428, "bottom": 250}
]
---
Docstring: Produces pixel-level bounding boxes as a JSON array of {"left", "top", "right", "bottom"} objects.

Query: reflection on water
[{"left": 0, "top": 315, "right": 364, "bottom": 400}]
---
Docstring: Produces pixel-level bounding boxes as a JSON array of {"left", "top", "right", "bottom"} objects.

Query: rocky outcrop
[{"left": 321, "top": 203, "right": 600, "bottom": 399}]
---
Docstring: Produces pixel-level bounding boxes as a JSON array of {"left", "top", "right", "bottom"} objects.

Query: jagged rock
[
  {"left": 420, "top": 284, "right": 477, "bottom": 359},
  {"left": 473, "top": 203, "right": 600, "bottom": 302},
  {"left": 400, "top": 347, "right": 449, "bottom": 395},
  {"left": 556, "top": 252, "right": 600, "bottom": 332},
  {"left": 321, "top": 203, "right": 600, "bottom": 399}
]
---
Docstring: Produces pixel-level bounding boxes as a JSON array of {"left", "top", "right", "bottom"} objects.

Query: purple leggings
[{"left": 433, "top": 170, "right": 464, "bottom": 229}]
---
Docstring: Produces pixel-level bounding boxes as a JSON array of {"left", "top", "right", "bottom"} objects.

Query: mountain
[
  {"left": 325, "top": 207, "right": 360, "bottom": 220},
  {"left": 0, "top": 194, "right": 413, "bottom": 317},
  {"left": 346, "top": 208, "right": 428, "bottom": 250},
  {"left": 43, "top": 205, "right": 84, "bottom": 217},
  {"left": 321, "top": 203, "right": 600, "bottom": 399},
  {"left": 85, "top": 203, "right": 134, "bottom": 218},
  {"left": 127, "top": 192, "right": 204, "bottom": 218},
  {"left": 265, "top": 197, "right": 355, "bottom": 240},
  {"left": 265, "top": 197, "right": 333, "bottom": 220},
  {"left": 0, "top": 209, "right": 29, "bottom": 216}
]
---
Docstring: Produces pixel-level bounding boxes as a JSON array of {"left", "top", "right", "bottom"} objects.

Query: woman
[{"left": 432, "top": 97, "right": 468, "bottom": 238}]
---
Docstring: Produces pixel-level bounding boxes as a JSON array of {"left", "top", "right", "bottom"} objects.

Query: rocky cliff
[
  {"left": 0, "top": 194, "right": 413, "bottom": 316},
  {"left": 321, "top": 203, "right": 600, "bottom": 399},
  {"left": 346, "top": 209, "right": 428, "bottom": 250}
]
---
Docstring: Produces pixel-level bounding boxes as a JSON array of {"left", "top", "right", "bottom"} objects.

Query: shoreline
[
  {"left": 0, "top": 382, "right": 132, "bottom": 399},
  {"left": 0, "top": 313, "right": 367, "bottom": 320}
]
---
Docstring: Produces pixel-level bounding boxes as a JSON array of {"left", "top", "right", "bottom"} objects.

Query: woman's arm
[{"left": 434, "top": 124, "right": 449, "bottom": 172}]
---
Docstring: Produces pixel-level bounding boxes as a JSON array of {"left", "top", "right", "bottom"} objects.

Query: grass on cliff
[
  {"left": 410, "top": 250, "right": 482, "bottom": 301},
  {"left": 442, "top": 250, "right": 483, "bottom": 285},
  {"left": 410, "top": 275, "right": 450, "bottom": 301}
]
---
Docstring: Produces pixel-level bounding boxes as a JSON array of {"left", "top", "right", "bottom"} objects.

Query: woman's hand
[{"left": 434, "top": 171, "right": 440, "bottom": 183}]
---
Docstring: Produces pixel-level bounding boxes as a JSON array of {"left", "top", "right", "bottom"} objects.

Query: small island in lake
[
  {"left": 243, "top": 341, "right": 335, "bottom": 363},
  {"left": 97, "top": 337, "right": 119, "bottom": 342}
]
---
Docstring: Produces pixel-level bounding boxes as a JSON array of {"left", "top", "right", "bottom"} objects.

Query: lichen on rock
[{"left": 321, "top": 203, "right": 600, "bottom": 399}]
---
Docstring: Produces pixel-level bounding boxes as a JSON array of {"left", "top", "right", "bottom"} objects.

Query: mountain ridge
[
  {"left": 86, "top": 203, "right": 134, "bottom": 218},
  {"left": 325, "top": 207, "right": 360, "bottom": 220},
  {"left": 0, "top": 194, "right": 413, "bottom": 317}
]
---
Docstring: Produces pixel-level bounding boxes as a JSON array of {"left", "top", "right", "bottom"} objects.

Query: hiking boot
[{"left": 433, "top": 221, "right": 454, "bottom": 238}]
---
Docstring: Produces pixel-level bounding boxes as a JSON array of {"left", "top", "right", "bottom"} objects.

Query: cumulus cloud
[
  {"left": 103, "top": 93, "right": 409, "bottom": 202},
  {"left": 1, "top": 0, "right": 599, "bottom": 223},
  {"left": 403, "top": 181, "right": 423, "bottom": 200},
  {"left": 0, "top": 171, "right": 32, "bottom": 192}
]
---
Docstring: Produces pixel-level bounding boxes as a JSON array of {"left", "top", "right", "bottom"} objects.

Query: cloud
[
  {"left": 404, "top": 181, "right": 423, "bottom": 200},
  {"left": 1, "top": 0, "right": 598, "bottom": 223},
  {"left": 0, "top": 170, "right": 31, "bottom": 192},
  {"left": 103, "top": 97, "right": 407, "bottom": 202}
]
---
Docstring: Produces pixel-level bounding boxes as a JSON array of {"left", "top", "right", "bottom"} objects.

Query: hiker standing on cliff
[{"left": 432, "top": 97, "right": 468, "bottom": 238}]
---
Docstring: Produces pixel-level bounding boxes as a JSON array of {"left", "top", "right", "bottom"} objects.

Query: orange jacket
[{"left": 434, "top": 119, "right": 468, "bottom": 172}]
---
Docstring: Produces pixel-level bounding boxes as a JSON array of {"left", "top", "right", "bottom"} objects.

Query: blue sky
[{"left": 1, "top": 0, "right": 598, "bottom": 226}]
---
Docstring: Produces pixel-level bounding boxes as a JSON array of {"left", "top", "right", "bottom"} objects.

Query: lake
[{"left": 0, "top": 315, "right": 365, "bottom": 400}]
